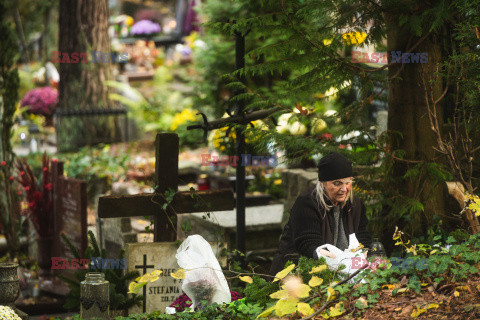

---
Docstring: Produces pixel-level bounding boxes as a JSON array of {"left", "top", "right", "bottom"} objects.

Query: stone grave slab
[
  {"left": 51, "top": 161, "right": 87, "bottom": 273},
  {"left": 127, "top": 241, "right": 226, "bottom": 314},
  {"left": 177, "top": 204, "right": 284, "bottom": 251}
]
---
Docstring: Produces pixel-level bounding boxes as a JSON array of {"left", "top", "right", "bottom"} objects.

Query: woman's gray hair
[{"left": 311, "top": 180, "right": 353, "bottom": 218}]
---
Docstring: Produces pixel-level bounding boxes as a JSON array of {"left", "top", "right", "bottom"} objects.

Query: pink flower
[
  {"left": 130, "top": 20, "right": 161, "bottom": 35},
  {"left": 21, "top": 87, "right": 58, "bottom": 117}
]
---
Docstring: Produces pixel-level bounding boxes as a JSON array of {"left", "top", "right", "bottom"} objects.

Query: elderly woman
[{"left": 270, "top": 152, "right": 372, "bottom": 275}]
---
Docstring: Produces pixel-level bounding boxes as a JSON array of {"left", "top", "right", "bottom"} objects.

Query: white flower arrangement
[
  {"left": 0, "top": 306, "right": 22, "bottom": 320},
  {"left": 276, "top": 110, "right": 329, "bottom": 136},
  {"left": 310, "top": 118, "right": 327, "bottom": 135},
  {"left": 289, "top": 122, "right": 307, "bottom": 135}
]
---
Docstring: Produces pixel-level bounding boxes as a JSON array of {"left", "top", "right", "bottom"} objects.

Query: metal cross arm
[{"left": 186, "top": 107, "right": 282, "bottom": 132}]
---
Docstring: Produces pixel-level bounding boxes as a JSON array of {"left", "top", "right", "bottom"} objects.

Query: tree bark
[
  {"left": 384, "top": 7, "right": 445, "bottom": 238},
  {"left": 57, "top": 0, "right": 121, "bottom": 152}
]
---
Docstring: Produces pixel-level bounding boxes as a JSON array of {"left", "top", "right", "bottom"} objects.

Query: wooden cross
[
  {"left": 135, "top": 254, "right": 155, "bottom": 313},
  {"left": 98, "top": 133, "right": 235, "bottom": 242}
]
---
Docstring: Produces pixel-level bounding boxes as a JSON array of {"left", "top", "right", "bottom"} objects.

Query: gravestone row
[{"left": 98, "top": 133, "right": 235, "bottom": 313}]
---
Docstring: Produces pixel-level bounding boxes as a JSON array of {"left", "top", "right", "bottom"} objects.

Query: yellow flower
[
  {"left": 323, "top": 38, "right": 333, "bottom": 46},
  {"left": 170, "top": 108, "right": 198, "bottom": 131},
  {"left": 125, "top": 16, "right": 134, "bottom": 27},
  {"left": 342, "top": 31, "right": 367, "bottom": 45}
]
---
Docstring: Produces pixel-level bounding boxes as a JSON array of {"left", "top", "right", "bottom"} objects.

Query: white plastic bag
[
  {"left": 176, "top": 235, "right": 231, "bottom": 309},
  {"left": 316, "top": 233, "right": 368, "bottom": 283}
]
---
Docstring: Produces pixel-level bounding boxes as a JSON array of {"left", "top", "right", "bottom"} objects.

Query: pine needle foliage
[{"left": 195, "top": 0, "right": 480, "bottom": 240}]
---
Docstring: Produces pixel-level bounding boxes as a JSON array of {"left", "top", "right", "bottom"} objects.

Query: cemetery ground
[
  {"left": 3, "top": 0, "right": 480, "bottom": 319},
  {"left": 3, "top": 133, "right": 480, "bottom": 320}
]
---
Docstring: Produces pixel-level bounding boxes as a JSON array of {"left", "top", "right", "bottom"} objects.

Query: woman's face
[{"left": 322, "top": 177, "right": 353, "bottom": 205}]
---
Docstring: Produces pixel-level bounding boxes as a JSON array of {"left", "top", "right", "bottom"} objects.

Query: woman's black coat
[{"left": 270, "top": 186, "right": 372, "bottom": 275}]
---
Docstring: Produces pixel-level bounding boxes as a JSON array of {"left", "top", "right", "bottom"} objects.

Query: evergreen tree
[
  {"left": 201, "top": 0, "right": 480, "bottom": 241},
  {"left": 0, "top": 0, "right": 21, "bottom": 256}
]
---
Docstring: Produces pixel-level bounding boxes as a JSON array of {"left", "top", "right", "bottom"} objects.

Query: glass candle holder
[
  {"left": 80, "top": 273, "right": 109, "bottom": 320},
  {"left": 370, "top": 238, "right": 386, "bottom": 257}
]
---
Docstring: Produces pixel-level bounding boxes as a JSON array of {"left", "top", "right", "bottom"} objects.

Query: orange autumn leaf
[{"left": 295, "top": 103, "right": 309, "bottom": 115}]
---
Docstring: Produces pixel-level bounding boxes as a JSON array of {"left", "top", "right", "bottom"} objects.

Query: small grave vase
[
  {"left": 81, "top": 272, "right": 110, "bottom": 320},
  {"left": 0, "top": 263, "right": 20, "bottom": 304}
]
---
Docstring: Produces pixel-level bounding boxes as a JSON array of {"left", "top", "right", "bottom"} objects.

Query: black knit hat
[{"left": 317, "top": 152, "right": 353, "bottom": 181}]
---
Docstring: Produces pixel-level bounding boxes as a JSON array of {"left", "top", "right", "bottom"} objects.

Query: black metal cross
[
  {"left": 134, "top": 254, "right": 155, "bottom": 313},
  {"left": 187, "top": 32, "right": 282, "bottom": 253}
]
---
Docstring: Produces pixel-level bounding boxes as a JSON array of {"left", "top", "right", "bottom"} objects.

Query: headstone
[
  {"left": 126, "top": 241, "right": 226, "bottom": 314},
  {"left": 51, "top": 161, "right": 88, "bottom": 271},
  {"left": 177, "top": 204, "right": 284, "bottom": 251},
  {"left": 97, "top": 181, "right": 146, "bottom": 258},
  {"left": 98, "top": 133, "right": 235, "bottom": 314}
]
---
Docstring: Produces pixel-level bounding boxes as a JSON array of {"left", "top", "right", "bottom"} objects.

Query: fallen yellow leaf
[
  {"left": 128, "top": 281, "right": 147, "bottom": 294},
  {"left": 321, "top": 302, "right": 345, "bottom": 318},
  {"left": 274, "top": 264, "right": 295, "bottom": 282},
  {"left": 256, "top": 306, "right": 275, "bottom": 318},
  {"left": 356, "top": 297, "right": 368, "bottom": 308},
  {"left": 309, "top": 276, "right": 323, "bottom": 287},
  {"left": 309, "top": 265, "right": 327, "bottom": 274},
  {"left": 394, "top": 307, "right": 401, "bottom": 312},
  {"left": 170, "top": 269, "right": 185, "bottom": 279},
  {"left": 297, "top": 302, "right": 314, "bottom": 316},
  {"left": 382, "top": 284, "right": 396, "bottom": 290},
  {"left": 427, "top": 303, "right": 439, "bottom": 310},
  {"left": 327, "top": 287, "right": 336, "bottom": 301},
  {"left": 275, "top": 299, "right": 298, "bottom": 317},
  {"left": 239, "top": 276, "right": 253, "bottom": 283},
  {"left": 454, "top": 291, "right": 460, "bottom": 297},
  {"left": 139, "top": 270, "right": 162, "bottom": 283},
  {"left": 270, "top": 289, "right": 289, "bottom": 300},
  {"left": 411, "top": 307, "right": 427, "bottom": 317}
]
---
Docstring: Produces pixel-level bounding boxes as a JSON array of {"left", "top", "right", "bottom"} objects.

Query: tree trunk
[
  {"left": 56, "top": 0, "right": 121, "bottom": 152},
  {"left": 384, "top": 8, "right": 445, "bottom": 239}
]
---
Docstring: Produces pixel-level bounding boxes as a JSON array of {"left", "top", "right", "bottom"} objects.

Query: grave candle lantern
[
  {"left": 370, "top": 238, "right": 386, "bottom": 257},
  {"left": 80, "top": 272, "right": 110, "bottom": 319}
]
